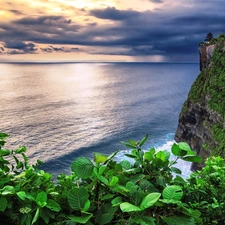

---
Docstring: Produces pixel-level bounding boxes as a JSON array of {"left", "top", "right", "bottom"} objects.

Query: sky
[{"left": 0, "top": 0, "right": 225, "bottom": 62}]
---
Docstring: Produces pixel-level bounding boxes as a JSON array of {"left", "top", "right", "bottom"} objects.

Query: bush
[{"left": 3, "top": 132, "right": 224, "bottom": 225}]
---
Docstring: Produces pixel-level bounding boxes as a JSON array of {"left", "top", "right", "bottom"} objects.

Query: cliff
[{"left": 175, "top": 35, "right": 225, "bottom": 170}]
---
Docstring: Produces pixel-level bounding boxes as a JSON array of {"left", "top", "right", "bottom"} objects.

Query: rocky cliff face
[
  {"left": 199, "top": 44, "right": 215, "bottom": 71},
  {"left": 175, "top": 38, "right": 225, "bottom": 170}
]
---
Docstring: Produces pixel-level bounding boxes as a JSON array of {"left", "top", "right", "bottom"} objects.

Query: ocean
[{"left": 0, "top": 62, "right": 198, "bottom": 176}]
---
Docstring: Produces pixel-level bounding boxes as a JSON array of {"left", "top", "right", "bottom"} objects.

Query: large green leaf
[
  {"left": 36, "top": 192, "right": 47, "bottom": 207},
  {"left": 67, "top": 187, "right": 89, "bottom": 211},
  {"left": 163, "top": 216, "right": 195, "bottom": 225},
  {"left": 95, "top": 203, "right": 117, "bottom": 225},
  {"left": 140, "top": 192, "right": 161, "bottom": 210},
  {"left": 46, "top": 199, "right": 61, "bottom": 212},
  {"left": 1, "top": 185, "right": 15, "bottom": 195},
  {"left": 111, "top": 197, "right": 122, "bottom": 206},
  {"left": 31, "top": 208, "right": 40, "bottom": 225},
  {"left": 71, "top": 157, "right": 94, "bottom": 178},
  {"left": 120, "top": 160, "right": 131, "bottom": 170},
  {"left": 171, "top": 144, "right": 187, "bottom": 157},
  {"left": 120, "top": 202, "right": 141, "bottom": 212},
  {"left": 182, "top": 155, "right": 202, "bottom": 163},
  {"left": 0, "top": 149, "right": 10, "bottom": 157},
  {"left": 0, "top": 196, "right": 7, "bottom": 212},
  {"left": 162, "top": 185, "right": 183, "bottom": 201},
  {"left": 178, "top": 142, "right": 192, "bottom": 151},
  {"left": 68, "top": 214, "right": 93, "bottom": 224},
  {"left": 134, "top": 216, "right": 155, "bottom": 225},
  {"left": 130, "top": 188, "right": 142, "bottom": 206}
]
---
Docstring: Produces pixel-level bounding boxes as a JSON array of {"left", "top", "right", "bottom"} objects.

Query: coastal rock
[
  {"left": 199, "top": 44, "right": 215, "bottom": 71},
  {"left": 175, "top": 37, "right": 225, "bottom": 170}
]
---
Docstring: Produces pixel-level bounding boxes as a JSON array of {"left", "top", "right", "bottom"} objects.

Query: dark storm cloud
[
  {"left": 1, "top": 2, "right": 225, "bottom": 61},
  {"left": 4, "top": 41, "right": 38, "bottom": 54},
  {"left": 90, "top": 7, "right": 141, "bottom": 21}
]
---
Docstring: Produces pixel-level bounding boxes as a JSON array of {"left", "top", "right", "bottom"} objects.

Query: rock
[{"left": 175, "top": 36, "right": 225, "bottom": 170}]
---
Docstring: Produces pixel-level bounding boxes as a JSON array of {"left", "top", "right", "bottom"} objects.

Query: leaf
[
  {"left": 111, "top": 197, "right": 122, "bottom": 206},
  {"left": 71, "top": 157, "right": 94, "bottom": 178},
  {"left": 140, "top": 193, "right": 161, "bottom": 210},
  {"left": 99, "top": 165, "right": 107, "bottom": 175},
  {"left": 130, "top": 188, "right": 142, "bottom": 206},
  {"left": 95, "top": 203, "right": 117, "bottom": 225},
  {"left": 178, "top": 142, "right": 192, "bottom": 151},
  {"left": 104, "top": 151, "right": 118, "bottom": 164},
  {"left": 121, "top": 141, "right": 136, "bottom": 149},
  {"left": 109, "top": 176, "right": 119, "bottom": 187},
  {"left": 162, "top": 185, "right": 183, "bottom": 201},
  {"left": 0, "top": 196, "right": 7, "bottom": 212},
  {"left": 156, "top": 151, "right": 170, "bottom": 162},
  {"left": 94, "top": 153, "right": 107, "bottom": 163},
  {"left": 134, "top": 216, "right": 155, "bottom": 225},
  {"left": 82, "top": 200, "right": 91, "bottom": 212},
  {"left": 163, "top": 216, "right": 195, "bottom": 225},
  {"left": 67, "top": 187, "right": 89, "bottom": 211},
  {"left": 139, "top": 134, "right": 148, "bottom": 147},
  {"left": 101, "top": 194, "right": 114, "bottom": 201},
  {"left": 1, "top": 185, "right": 15, "bottom": 195},
  {"left": 171, "top": 143, "right": 187, "bottom": 157},
  {"left": 182, "top": 155, "right": 202, "bottom": 163},
  {"left": 124, "top": 154, "right": 137, "bottom": 159},
  {"left": 15, "top": 146, "right": 26, "bottom": 154},
  {"left": 120, "top": 202, "right": 142, "bottom": 212},
  {"left": 139, "top": 179, "right": 158, "bottom": 192},
  {"left": 46, "top": 199, "right": 61, "bottom": 212},
  {"left": 31, "top": 208, "right": 40, "bottom": 225},
  {"left": 17, "top": 191, "right": 27, "bottom": 200},
  {"left": 120, "top": 160, "right": 131, "bottom": 170},
  {"left": 0, "top": 149, "right": 10, "bottom": 157},
  {"left": 0, "top": 133, "right": 9, "bottom": 139},
  {"left": 68, "top": 214, "right": 93, "bottom": 224},
  {"left": 170, "top": 167, "right": 182, "bottom": 174},
  {"left": 36, "top": 192, "right": 47, "bottom": 207},
  {"left": 160, "top": 199, "right": 181, "bottom": 204}
]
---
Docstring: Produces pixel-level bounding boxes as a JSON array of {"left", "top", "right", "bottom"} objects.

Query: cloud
[
  {"left": 148, "top": 0, "right": 163, "bottom": 3},
  {"left": 90, "top": 7, "right": 141, "bottom": 21},
  {"left": 8, "top": 9, "right": 25, "bottom": 15},
  {"left": 41, "top": 45, "right": 81, "bottom": 53},
  {"left": 1, "top": 1, "right": 225, "bottom": 61},
  {"left": 3, "top": 41, "right": 38, "bottom": 54},
  {"left": 14, "top": 15, "right": 65, "bottom": 25}
]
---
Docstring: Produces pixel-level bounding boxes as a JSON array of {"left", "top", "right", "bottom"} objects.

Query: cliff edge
[{"left": 175, "top": 34, "right": 225, "bottom": 170}]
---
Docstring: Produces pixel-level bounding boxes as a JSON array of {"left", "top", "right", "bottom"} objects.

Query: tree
[{"left": 205, "top": 32, "right": 213, "bottom": 42}]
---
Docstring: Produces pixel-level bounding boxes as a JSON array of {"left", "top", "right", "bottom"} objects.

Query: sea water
[{"left": 0, "top": 62, "right": 198, "bottom": 176}]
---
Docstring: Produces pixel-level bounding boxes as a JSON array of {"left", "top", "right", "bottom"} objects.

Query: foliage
[
  {"left": 184, "top": 156, "right": 225, "bottom": 224},
  {"left": 187, "top": 34, "right": 225, "bottom": 157},
  {"left": 2, "top": 132, "right": 225, "bottom": 225}
]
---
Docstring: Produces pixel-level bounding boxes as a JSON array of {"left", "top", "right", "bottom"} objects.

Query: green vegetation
[
  {"left": 186, "top": 34, "right": 225, "bottom": 157},
  {"left": 1, "top": 132, "right": 225, "bottom": 224}
]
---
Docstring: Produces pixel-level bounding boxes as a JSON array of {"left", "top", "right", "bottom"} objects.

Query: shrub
[{"left": 0, "top": 132, "right": 216, "bottom": 225}]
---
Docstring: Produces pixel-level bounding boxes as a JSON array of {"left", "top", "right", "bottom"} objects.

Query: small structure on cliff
[{"left": 175, "top": 34, "right": 225, "bottom": 170}]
